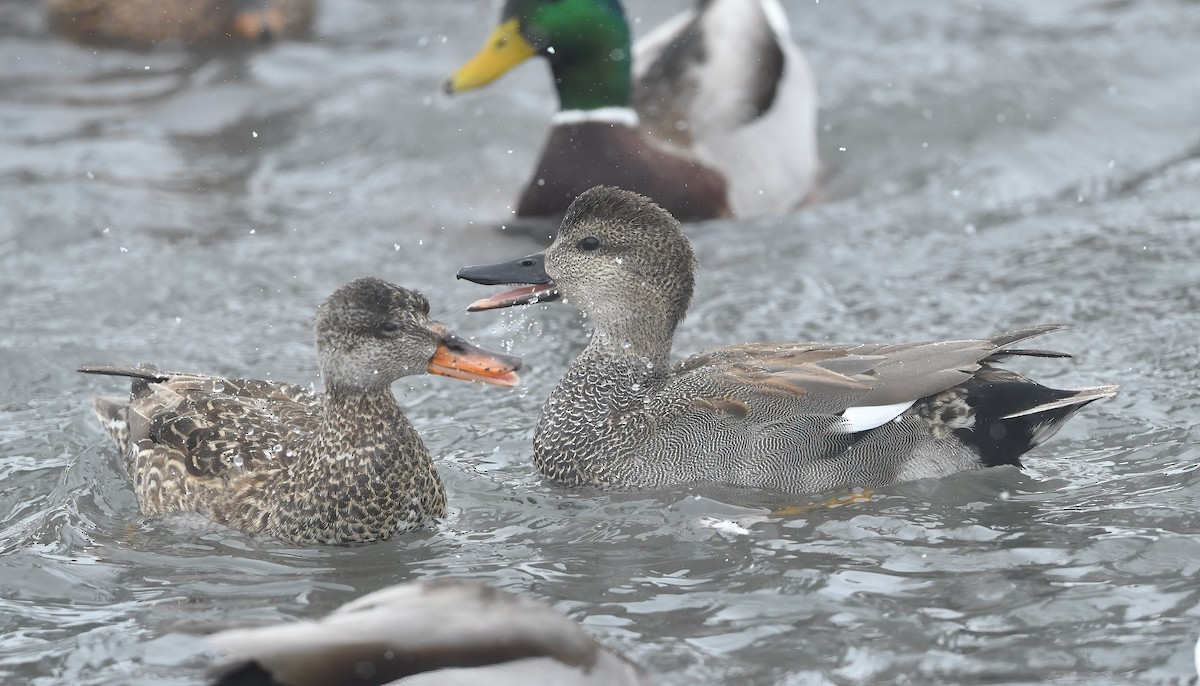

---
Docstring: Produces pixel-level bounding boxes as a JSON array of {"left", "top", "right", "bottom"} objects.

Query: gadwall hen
[
  {"left": 444, "top": 0, "right": 816, "bottom": 220},
  {"left": 46, "top": 0, "right": 314, "bottom": 47},
  {"left": 206, "top": 579, "right": 649, "bottom": 686},
  {"left": 457, "top": 186, "right": 1117, "bottom": 492},
  {"left": 80, "top": 277, "right": 521, "bottom": 544}
]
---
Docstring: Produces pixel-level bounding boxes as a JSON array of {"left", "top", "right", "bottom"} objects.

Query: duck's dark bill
[
  {"left": 466, "top": 284, "right": 561, "bottom": 312},
  {"left": 457, "top": 253, "right": 559, "bottom": 311},
  {"left": 428, "top": 326, "right": 522, "bottom": 387}
]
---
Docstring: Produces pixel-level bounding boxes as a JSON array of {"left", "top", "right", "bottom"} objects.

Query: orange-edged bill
[{"left": 427, "top": 323, "right": 521, "bottom": 387}]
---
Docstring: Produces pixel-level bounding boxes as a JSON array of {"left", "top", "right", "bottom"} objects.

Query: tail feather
[
  {"left": 989, "top": 324, "right": 1070, "bottom": 349},
  {"left": 957, "top": 376, "right": 1116, "bottom": 468},
  {"left": 78, "top": 365, "right": 165, "bottom": 383},
  {"left": 1001, "top": 385, "right": 1119, "bottom": 420},
  {"left": 90, "top": 395, "right": 132, "bottom": 454},
  {"left": 988, "top": 348, "right": 1073, "bottom": 360}
]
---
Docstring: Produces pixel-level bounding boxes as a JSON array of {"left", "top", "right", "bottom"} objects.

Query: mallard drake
[
  {"left": 457, "top": 186, "right": 1117, "bottom": 492},
  {"left": 206, "top": 578, "right": 650, "bottom": 686},
  {"left": 444, "top": 0, "right": 817, "bottom": 221},
  {"left": 79, "top": 277, "right": 521, "bottom": 544},
  {"left": 45, "top": 0, "right": 315, "bottom": 47}
]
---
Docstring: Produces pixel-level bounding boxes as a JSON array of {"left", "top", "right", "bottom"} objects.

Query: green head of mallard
[{"left": 445, "top": 0, "right": 633, "bottom": 111}]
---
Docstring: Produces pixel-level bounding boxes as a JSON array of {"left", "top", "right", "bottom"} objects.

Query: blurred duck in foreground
[
  {"left": 46, "top": 0, "right": 314, "bottom": 47},
  {"left": 206, "top": 578, "right": 650, "bottom": 686},
  {"left": 458, "top": 186, "right": 1117, "bottom": 492},
  {"left": 445, "top": 0, "right": 817, "bottom": 222},
  {"left": 79, "top": 277, "right": 521, "bottom": 544}
]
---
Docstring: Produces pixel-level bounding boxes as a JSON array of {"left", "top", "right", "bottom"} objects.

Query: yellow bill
[{"left": 444, "top": 18, "right": 537, "bottom": 94}]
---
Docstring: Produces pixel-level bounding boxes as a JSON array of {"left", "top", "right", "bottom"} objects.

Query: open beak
[
  {"left": 457, "top": 253, "right": 560, "bottom": 312},
  {"left": 443, "top": 18, "right": 537, "bottom": 94},
  {"left": 427, "top": 323, "right": 522, "bottom": 387}
]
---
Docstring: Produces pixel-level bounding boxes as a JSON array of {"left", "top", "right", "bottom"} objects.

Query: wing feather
[{"left": 123, "top": 373, "right": 321, "bottom": 480}]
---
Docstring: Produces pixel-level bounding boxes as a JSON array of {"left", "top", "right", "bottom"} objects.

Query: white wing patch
[{"left": 837, "top": 400, "right": 917, "bottom": 433}]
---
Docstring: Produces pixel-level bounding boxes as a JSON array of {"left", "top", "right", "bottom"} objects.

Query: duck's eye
[
  {"left": 578, "top": 236, "right": 601, "bottom": 251},
  {"left": 380, "top": 321, "right": 400, "bottom": 333}
]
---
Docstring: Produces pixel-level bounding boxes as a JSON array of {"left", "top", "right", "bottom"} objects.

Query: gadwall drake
[
  {"left": 80, "top": 277, "right": 521, "bottom": 544},
  {"left": 206, "top": 579, "right": 649, "bottom": 686},
  {"left": 46, "top": 0, "right": 314, "bottom": 47},
  {"left": 444, "top": 0, "right": 816, "bottom": 220},
  {"left": 457, "top": 186, "right": 1117, "bottom": 492}
]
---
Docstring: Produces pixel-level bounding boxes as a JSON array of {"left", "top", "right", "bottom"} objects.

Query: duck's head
[
  {"left": 315, "top": 277, "right": 521, "bottom": 392},
  {"left": 458, "top": 187, "right": 695, "bottom": 354},
  {"left": 228, "top": 0, "right": 288, "bottom": 43},
  {"left": 444, "top": 0, "right": 633, "bottom": 111}
]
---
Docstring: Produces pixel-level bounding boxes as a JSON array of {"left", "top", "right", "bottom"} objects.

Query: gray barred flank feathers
[
  {"left": 458, "top": 186, "right": 1117, "bottom": 493},
  {"left": 78, "top": 277, "right": 520, "bottom": 545}
]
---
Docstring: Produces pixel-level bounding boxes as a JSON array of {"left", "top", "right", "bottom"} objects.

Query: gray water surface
[{"left": 2, "top": 0, "right": 1199, "bottom": 684}]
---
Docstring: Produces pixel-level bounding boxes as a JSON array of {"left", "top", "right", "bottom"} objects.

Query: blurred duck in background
[
  {"left": 446, "top": 0, "right": 817, "bottom": 222},
  {"left": 45, "top": 0, "right": 315, "bottom": 47},
  {"left": 206, "top": 579, "right": 650, "bottom": 686}
]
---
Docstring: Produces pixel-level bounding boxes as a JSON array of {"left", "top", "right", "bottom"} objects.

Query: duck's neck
[
  {"left": 545, "top": 8, "right": 632, "bottom": 111},
  {"left": 533, "top": 325, "right": 672, "bottom": 486},
  {"left": 317, "top": 384, "right": 416, "bottom": 447}
]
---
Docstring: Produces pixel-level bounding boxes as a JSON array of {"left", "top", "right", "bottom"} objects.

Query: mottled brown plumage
[
  {"left": 46, "top": 0, "right": 314, "bottom": 47},
  {"left": 458, "top": 186, "right": 1117, "bottom": 493},
  {"left": 81, "top": 277, "right": 521, "bottom": 544},
  {"left": 206, "top": 579, "right": 650, "bottom": 686}
]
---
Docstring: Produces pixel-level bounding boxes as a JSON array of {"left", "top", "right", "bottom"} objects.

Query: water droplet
[
  {"left": 231, "top": 454, "right": 244, "bottom": 468},
  {"left": 212, "top": 382, "right": 225, "bottom": 393},
  {"left": 273, "top": 444, "right": 283, "bottom": 453}
]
